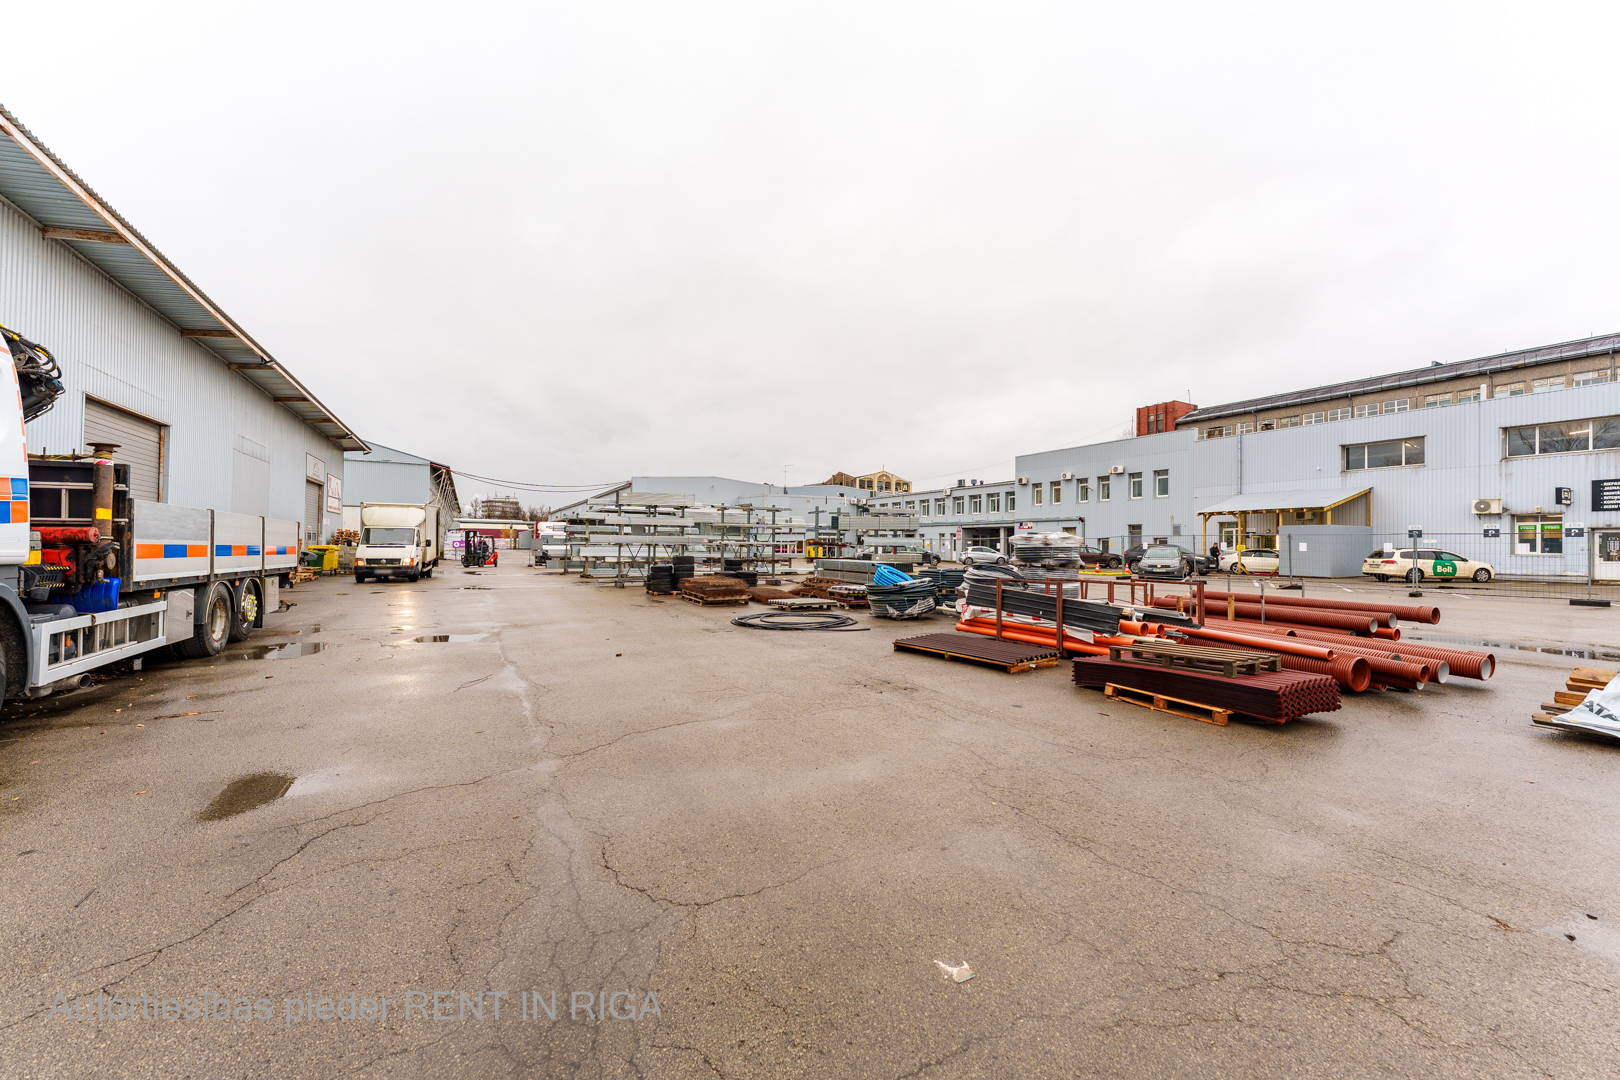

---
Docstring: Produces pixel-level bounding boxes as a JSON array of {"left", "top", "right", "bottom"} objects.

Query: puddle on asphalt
[
  {"left": 200, "top": 772, "right": 295, "bottom": 820},
  {"left": 1405, "top": 634, "right": 1620, "bottom": 663},
  {"left": 459, "top": 587, "right": 491, "bottom": 591},
  {"left": 237, "top": 642, "right": 330, "bottom": 660},
  {"left": 411, "top": 633, "right": 489, "bottom": 643}
]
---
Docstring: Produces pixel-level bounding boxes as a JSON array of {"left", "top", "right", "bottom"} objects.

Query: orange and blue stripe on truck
[
  {"left": 0, "top": 477, "right": 28, "bottom": 524},
  {"left": 214, "top": 544, "right": 263, "bottom": 556},
  {"left": 136, "top": 543, "right": 209, "bottom": 560}
]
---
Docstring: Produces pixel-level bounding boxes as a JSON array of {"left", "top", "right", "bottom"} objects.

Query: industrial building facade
[{"left": 0, "top": 108, "right": 363, "bottom": 542}]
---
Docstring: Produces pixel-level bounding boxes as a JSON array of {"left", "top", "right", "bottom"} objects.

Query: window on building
[
  {"left": 905, "top": 500, "right": 915, "bottom": 510},
  {"left": 1425, "top": 393, "right": 1451, "bottom": 408},
  {"left": 1302, "top": 412, "right": 1325, "bottom": 425},
  {"left": 987, "top": 492, "right": 999, "bottom": 513},
  {"left": 1277, "top": 415, "right": 1300, "bottom": 428},
  {"left": 1154, "top": 469, "right": 1169, "bottom": 497},
  {"left": 969, "top": 494, "right": 982, "bottom": 514},
  {"left": 1494, "top": 382, "right": 1525, "bottom": 398},
  {"left": 935, "top": 499, "right": 946, "bottom": 515},
  {"left": 1006, "top": 493, "right": 1015, "bottom": 512},
  {"left": 1202, "top": 426, "right": 1227, "bottom": 439},
  {"left": 1344, "top": 437, "right": 1425, "bottom": 470},
  {"left": 1032, "top": 487, "right": 1042, "bottom": 506},
  {"left": 1258, "top": 419, "right": 1275, "bottom": 431},
  {"left": 1077, "top": 480, "right": 1090, "bottom": 502},
  {"left": 1353, "top": 404, "right": 1377, "bottom": 418},
  {"left": 1505, "top": 415, "right": 1620, "bottom": 456},
  {"left": 1575, "top": 369, "right": 1611, "bottom": 387},
  {"left": 1236, "top": 422, "right": 1253, "bottom": 434},
  {"left": 1128, "top": 524, "right": 1143, "bottom": 547},
  {"left": 1098, "top": 476, "right": 1111, "bottom": 500},
  {"left": 1456, "top": 387, "right": 1481, "bottom": 404},
  {"left": 1515, "top": 513, "right": 1563, "bottom": 554},
  {"left": 1129, "top": 472, "right": 1143, "bottom": 499},
  {"left": 1533, "top": 376, "right": 1566, "bottom": 393},
  {"left": 953, "top": 496, "right": 964, "bottom": 514},
  {"left": 1326, "top": 408, "right": 1352, "bottom": 422},
  {"left": 1384, "top": 399, "right": 1409, "bottom": 413},
  {"left": 1050, "top": 481, "right": 1061, "bottom": 504}
]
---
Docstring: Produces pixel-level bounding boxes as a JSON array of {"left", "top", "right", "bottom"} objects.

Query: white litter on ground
[{"left": 934, "top": 960, "right": 975, "bottom": 983}]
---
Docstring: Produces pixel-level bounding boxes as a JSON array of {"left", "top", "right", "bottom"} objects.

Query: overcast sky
[{"left": 6, "top": 3, "right": 1619, "bottom": 501}]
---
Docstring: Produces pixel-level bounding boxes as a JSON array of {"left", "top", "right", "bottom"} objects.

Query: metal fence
[{"left": 1209, "top": 528, "right": 1620, "bottom": 602}]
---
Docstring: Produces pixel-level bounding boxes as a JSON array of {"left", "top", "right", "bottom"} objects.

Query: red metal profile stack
[{"left": 1071, "top": 657, "right": 1341, "bottom": 722}]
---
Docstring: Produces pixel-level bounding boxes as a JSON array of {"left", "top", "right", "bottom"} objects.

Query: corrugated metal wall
[{"left": 0, "top": 198, "right": 345, "bottom": 532}]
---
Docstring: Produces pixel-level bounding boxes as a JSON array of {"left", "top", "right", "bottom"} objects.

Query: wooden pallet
[
  {"left": 1566, "top": 666, "right": 1618, "bottom": 693},
  {"left": 1108, "top": 641, "right": 1280, "bottom": 678},
  {"left": 1104, "top": 683, "right": 1232, "bottom": 726},
  {"left": 678, "top": 592, "right": 749, "bottom": 606},
  {"left": 893, "top": 636, "right": 1059, "bottom": 674},
  {"left": 290, "top": 566, "right": 318, "bottom": 584},
  {"left": 768, "top": 597, "right": 835, "bottom": 610}
]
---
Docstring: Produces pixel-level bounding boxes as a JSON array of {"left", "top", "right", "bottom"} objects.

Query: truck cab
[{"left": 354, "top": 503, "right": 440, "bottom": 583}]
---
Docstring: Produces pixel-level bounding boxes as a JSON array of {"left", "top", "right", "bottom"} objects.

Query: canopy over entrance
[{"left": 1198, "top": 486, "right": 1372, "bottom": 551}]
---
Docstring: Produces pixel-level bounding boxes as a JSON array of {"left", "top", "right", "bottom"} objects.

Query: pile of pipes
[
  {"left": 1146, "top": 589, "right": 1492, "bottom": 693},
  {"left": 1071, "top": 658, "right": 1340, "bottom": 723},
  {"left": 867, "top": 564, "right": 936, "bottom": 619}
]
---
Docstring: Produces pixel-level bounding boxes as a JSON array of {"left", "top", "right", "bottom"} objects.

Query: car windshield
[
  {"left": 363, "top": 527, "right": 416, "bottom": 545},
  {"left": 1144, "top": 546, "right": 1181, "bottom": 558},
  {"left": 1366, "top": 549, "right": 1389, "bottom": 559}
]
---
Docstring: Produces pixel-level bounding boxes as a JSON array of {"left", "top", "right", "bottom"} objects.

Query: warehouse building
[
  {"left": 1005, "top": 332, "right": 1620, "bottom": 578},
  {"left": 0, "top": 107, "right": 364, "bottom": 542},
  {"left": 342, "top": 443, "right": 460, "bottom": 523}
]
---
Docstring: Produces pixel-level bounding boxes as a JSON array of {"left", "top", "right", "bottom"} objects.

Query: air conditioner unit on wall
[
  {"left": 1017, "top": 477, "right": 1029, "bottom": 485},
  {"left": 1109, "top": 465, "right": 1125, "bottom": 474},
  {"left": 1472, "top": 498, "right": 1502, "bottom": 515},
  {"left": 1060, "top": 472, "right": 1073, "bottom": 480}
]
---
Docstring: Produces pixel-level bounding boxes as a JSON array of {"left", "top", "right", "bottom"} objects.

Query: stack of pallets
[
  {"left": 679, "top": 576, "right": 750, "bottom": 606},
  {"left": 1072, "top": 640, "right": 1337, "bottom": 726}
]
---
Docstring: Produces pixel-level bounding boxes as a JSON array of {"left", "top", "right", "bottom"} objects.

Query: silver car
[
  {"left": 959, "top": 546, "right": 1007, "bottom": 566},
  {"left": 1136, "top": 544, "right": 1194, "bottom": 579}
]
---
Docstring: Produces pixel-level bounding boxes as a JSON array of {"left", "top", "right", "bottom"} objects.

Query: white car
[
  {"left": 1362, "top": 548, "right": 1494, "bottom": 584},
  {"left": 959, "top": 546, "right": 1007, "bottom": 566},
  {"left": 1219, "top": 548, "right": 1281, "bottom": 574}
]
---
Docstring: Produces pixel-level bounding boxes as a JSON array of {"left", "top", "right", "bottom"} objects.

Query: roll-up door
[
  {"left": 83, "top": 398, "right": 163, "bottom": 502},
  {"left": 304, "top": 480, "right": 323, "bottom": 542}
]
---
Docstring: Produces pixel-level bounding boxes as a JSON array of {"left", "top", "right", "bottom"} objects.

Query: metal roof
[
  {"left": 1199, "top": 486, "right": 1371, "bottom": 516},
  {"left": 1181, "top": 332, "right": 1620, "bottom": 425},
  {"left": 0, "top": 106, "right": 366, "bottom": 452}
]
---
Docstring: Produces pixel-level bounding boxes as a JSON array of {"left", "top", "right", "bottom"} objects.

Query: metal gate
[
  {"left": 83, "top": 397, "right": 163, "bottom": 501},
  {"left": 304, "top": 480, "right": 322, "bottom": 543}
]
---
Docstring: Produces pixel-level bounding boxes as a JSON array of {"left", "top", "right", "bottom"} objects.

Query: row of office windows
[
  {"left": 1031, "top": 471, "right": 1170, "bottom": 505},
  {"left": 1203, "top": 369, "right": 1618, "bottom": 439}
]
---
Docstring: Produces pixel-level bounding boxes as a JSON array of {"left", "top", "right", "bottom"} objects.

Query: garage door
[
  {"left": 304, "top": 479, "right": 323, "bottom": 542},
  {"left": 83, "top": 398, "right": 163, "bottom": 502}
]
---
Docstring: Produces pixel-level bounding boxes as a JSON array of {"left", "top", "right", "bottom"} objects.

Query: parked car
[
  {"left": 1362, "top": 548, "right": 1494, "bottom": 583},
  {"left": 1219, "top": 548, "right": 1281, "bottom": 574},
  {"left": 1076, "top": 545, "right": 1125, "bottom": 569},
  {"left": 1125, "top": 542, "right": 1215, "bottom": 575},
  {"left": 959, "top": 546, "right": 1007, "bottom": 566},
  {"left": 1135, "top": 544, "right": 1198, "bottom": 579}
]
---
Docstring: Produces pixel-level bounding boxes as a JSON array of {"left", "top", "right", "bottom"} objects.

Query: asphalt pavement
[{"left": 2, "top": 563, "right": 1619, "bottom": 1078}]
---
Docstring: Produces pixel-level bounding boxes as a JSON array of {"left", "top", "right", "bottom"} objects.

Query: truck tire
[
  {"left": 175, "top": 583, "right": 231, "bottom": 659},
  {"left": 228, "top": 578, "right": 262, "bottom": 643},
  {"left": 355, "top": 570, "right": 369, "bottom": 583},
  {"left": 407, "top": 570, "right": 421, "bottom": 583}
]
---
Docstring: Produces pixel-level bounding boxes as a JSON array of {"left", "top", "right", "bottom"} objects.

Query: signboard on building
[
  {"left": 1556, "top": 486, "right": 1573, "bottom": 506},
  {"left": 305, "top": 453, "right": 325, "bottom": 483},
  {"left": 1482, "top": 528, "right": 1501, "bottom": 538},
  {"left": 1407, "top": 528, "right": 1423, "bottom": 539},
  {"left": 326, "top": 473, "right": 342, "bottom": 513},
  {"left": 1593, "top": 479, "right": 1620, "bottom": 511},
  {"left": 1567, "top": 523, "right": 1586, "bottom": 538}
]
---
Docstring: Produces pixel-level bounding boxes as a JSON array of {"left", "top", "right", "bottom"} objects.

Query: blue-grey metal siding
[{"left": 0, "top": 197, "right": 346, "bottom": 533}]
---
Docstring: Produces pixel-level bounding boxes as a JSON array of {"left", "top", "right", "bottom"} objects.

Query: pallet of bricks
[
  {"left": 1532, "top": 666, "right": 1620, "bottom": 741},
  {"left": 678, "top": 575, "right": 750, "bottom": 606}
]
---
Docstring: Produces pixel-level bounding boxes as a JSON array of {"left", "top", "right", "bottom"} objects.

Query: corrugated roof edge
[
  {"left": 0, "top": 104, "right": 368, "bottom": 453},
  {"left": 1181, "top": 332, "right": 1620, "bottom": 424}
]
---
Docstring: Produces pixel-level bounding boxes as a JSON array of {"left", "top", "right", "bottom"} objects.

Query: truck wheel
[
  {"left": 228, "top": 579, "right": 262, "bottom": 643},
  {"left": 407, "top": 571, "right": 421, "bottom": 583},
  {"left": 175, "top": 584, "right": 231, "bottom": 659},
  {"left": 355, "top": 571, "right": 368, "bottom": 583}
]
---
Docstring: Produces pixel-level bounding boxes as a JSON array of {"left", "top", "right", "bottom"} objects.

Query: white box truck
[{"left": 354, "top": 502, "right": 442, "bottom": 583}]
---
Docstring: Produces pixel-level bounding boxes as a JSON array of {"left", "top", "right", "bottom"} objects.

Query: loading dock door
[
  {"left": 304, "top": 480, "right": 323, "bottom": 543},
  {"left": 83, "top": 398, "right": 163, "bottom": 501}
]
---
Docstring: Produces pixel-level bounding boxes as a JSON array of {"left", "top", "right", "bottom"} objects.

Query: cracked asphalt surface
[{"left": 2, "top": 564, "right": 1619, "bottom": 1078}]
